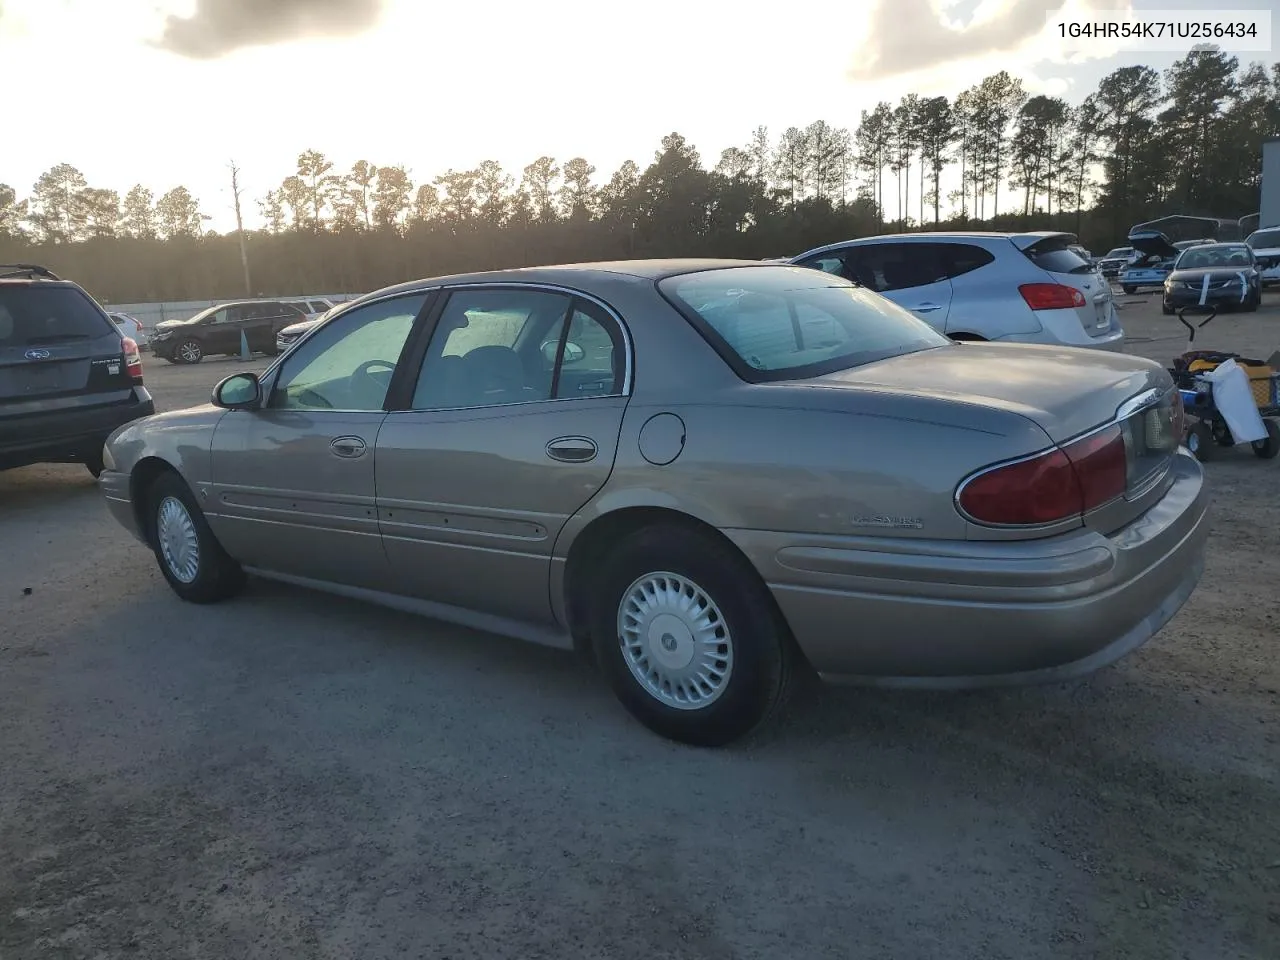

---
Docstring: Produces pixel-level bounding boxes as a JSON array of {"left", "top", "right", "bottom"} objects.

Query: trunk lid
[
  {"left": 812, "top": 342, "right": 1169, "bottom": 445},
  {"left": 0, "top": 284, "right": 134, "bottom": 409},
  {"left": 1128, "top": 229, "right": 1181, "bottom": 261}
]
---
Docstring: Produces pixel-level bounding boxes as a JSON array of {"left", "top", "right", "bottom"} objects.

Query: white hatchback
[{"left": 789, "top": 231, "right": 1124, "bottom": 351}]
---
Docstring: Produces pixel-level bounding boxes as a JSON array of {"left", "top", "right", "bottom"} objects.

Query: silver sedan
[{"left": 99, "top": 260, "right": 1210, "bottom": 746}]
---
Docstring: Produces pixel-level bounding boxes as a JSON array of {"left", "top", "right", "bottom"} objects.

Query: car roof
[{"left": 361, "top": 259, "right": 773, "bottom": 301}]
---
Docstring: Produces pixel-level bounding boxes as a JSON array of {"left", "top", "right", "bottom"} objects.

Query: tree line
[{"left": 1, "top": 50, "right": 1276, "bottom": 305}]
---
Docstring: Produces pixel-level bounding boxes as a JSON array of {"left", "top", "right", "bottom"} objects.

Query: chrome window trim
[
  {"left": 953, "top": 384, "right": 1176, "bottom": 529},
  {"left": 391, "top": 279, "right": 635, "bottom": 415},
  {"left": 254, "top": 287, "right": 439, "bottom": 414}
]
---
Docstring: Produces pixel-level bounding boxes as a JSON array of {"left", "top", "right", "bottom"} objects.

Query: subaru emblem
[{"left": 24, "top": 349, "right": 51, "bottom": 361}]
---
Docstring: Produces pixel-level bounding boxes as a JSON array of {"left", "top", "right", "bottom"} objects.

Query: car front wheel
[
  {"left": 1122, "top": 285, "right": 1136, "bottom": 295},
  {"left": 588, "top": 524, "right": 795, "bottom": 747},
  {"left": 147, "top": 471, "right": 246, "bottom": 603},
  {"left": 176, "top": 340, "right": 204, "bottom": 364}
]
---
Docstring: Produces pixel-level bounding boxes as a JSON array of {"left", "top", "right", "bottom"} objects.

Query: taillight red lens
[
  {"left": 958, "top": 449, "right": 1082, "bottom": 525},
  {"left": 959, "top": 425, "right": 1128, "bottom": 527},
  {"left": 121, "top": 336, "right": 143, "bottom": 382},
  {"left": 1061, "top": 425, "right": 1127, "bottom": 511},
  {"left": 1019, "top": 282, "right": 1086, "bottom": 310}
]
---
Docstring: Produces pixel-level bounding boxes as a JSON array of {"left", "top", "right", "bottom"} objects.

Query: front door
[
  {"left": 206, "top": 292, "right": 430, "bottom": 588},
  {"left": 204, "top": 305, "right": 246, "bottom": 356},
  {"left": 844, "top": 242, "right": 954, "bottom": 331},
  {"left": 375, "top": 285, "right": 630, "bottom": 625}
]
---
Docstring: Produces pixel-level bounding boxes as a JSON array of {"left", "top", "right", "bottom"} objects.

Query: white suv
[
  {"left": 1245, "top": 226, "right": 1280, "bottom": 287},
  {"left": 788, "top": 231, "right": 1124, "bottom": 351}
]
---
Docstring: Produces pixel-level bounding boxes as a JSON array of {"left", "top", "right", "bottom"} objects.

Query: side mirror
[
  {"left": 540, "top": 340, "right": 586, "bottom": 365},
  {"left": 212, "top": 372, "right": 262, "bottom": 410}
]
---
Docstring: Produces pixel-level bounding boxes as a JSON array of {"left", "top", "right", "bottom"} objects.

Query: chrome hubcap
[
  {"left": 618, "top": 572, "right": 733, "bottom": 710},
  {"left": 180, "top": 343, "right": 201, "bottom": 362},
  {"left": 157, "top": 496, "right": 200, "bottom": 583}
]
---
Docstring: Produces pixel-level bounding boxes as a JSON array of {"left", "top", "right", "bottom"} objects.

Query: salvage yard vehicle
[
  {"left": 1097, "top": 246, "right": 1138, "bottom": 278},
  {"left": 1121, "top": 233, "right": 1215, "bottom": 294},
  {"left": 99, "top": 260, "right": 1210, "bottom": 746},
  {"left": 1244, "top": 226, "right": 1280, "bottom": 287},
  {"left": 1161, "top": 242, "right": 1262, "bottom": 315},
  {"left": 1, "top": 264, "right": 154, "bottom": 477},
  {"left": 789, "top": 231, "right": 1124, "bottom": 351},
  {"left": 150, "top": 299, "right": 308, "bottom": 364}
]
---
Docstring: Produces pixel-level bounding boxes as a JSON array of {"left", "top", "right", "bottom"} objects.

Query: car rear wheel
[
  {"left": 588, "top": 524, "right": 795, "bottom": 747},
  {"left": 147, "top": 472, "right": 245, "bottom": 603},
  {"left": 1252, "top": 420, "right": 1280, "bottom": 460},
  {"left": 1122, "top": 285, "right": 1136, "bottom": 295},
  {"left": 176, "top": 340, "right": 204, "bottom": 364}
]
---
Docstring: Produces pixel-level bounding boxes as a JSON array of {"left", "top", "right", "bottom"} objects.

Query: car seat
[{"left": 464, "top": 345, "right": 538, "bottom": 405}]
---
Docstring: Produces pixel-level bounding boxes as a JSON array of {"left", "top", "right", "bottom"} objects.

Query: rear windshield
[
  {"left": 658, "top": 265, "right": 951, "bottom": 382},
  {"left": 1246, "top": 229, "right": 1280, "bottom": 249},
  {"left": 0, "top": 285, "right": 112, "bottom": 347},
  {"left": 1023, "top": 240, "right": 1092, "bottom": 275}
]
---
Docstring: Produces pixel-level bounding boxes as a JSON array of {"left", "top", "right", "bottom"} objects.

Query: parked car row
[{"left": 96, "top": 255, "right": 1208, "bottom": 747}]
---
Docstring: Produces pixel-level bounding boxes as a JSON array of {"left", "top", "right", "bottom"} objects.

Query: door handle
[
  {"left": 912, "top": 303, "right": 943, "bottom": 313},
  {"left": 546, "top": 436, "right": 598, "bottom": 463},
  {"left": 330, "top": 436, "right": 367, "bottom": 459}
]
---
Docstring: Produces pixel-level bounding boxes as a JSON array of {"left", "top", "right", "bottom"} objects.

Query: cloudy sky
[{"left": 0, "top": 0, "right": 1274, "bottom": 230}]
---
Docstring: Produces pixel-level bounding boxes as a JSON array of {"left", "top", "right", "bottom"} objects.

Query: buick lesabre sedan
[{"left": 99, "top": 260, "right": 1210, "bottom": 746}]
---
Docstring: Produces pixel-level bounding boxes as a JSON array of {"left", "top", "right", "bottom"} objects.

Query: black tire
[
  {"left": 1186, "top": 422, "right": 1216, "bottom": 461},
  {"left": 1161, "top": 301, "right": 1174, "bottom": 315},
  {"left": 176, "top": 339, "right": 204, "bottom": 364},
  {"left": 587, "top": 524, "right": 795, "bottom": 747},
  {"left": 1122, "top": 285, "right": 1136, "bottom": 295},
  {"left": 146, "top": 471, "right": 245, "bottom": 603},
  {"left": 1252, "top": 420, "right": 1280, "bottom": 460},
  {"left": 1245, "top": 291, "right": 1261, "bottom": 312}
]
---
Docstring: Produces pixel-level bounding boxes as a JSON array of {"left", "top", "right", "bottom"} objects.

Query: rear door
[
  {"left": 0, "top": 284, "right": 133, "bottom": 417},
  {"left": 842, "top": 241, "right": 954, "bottom": 330},
  {"left": 374, "top": 285, "right": 630, "bottom": 625}
]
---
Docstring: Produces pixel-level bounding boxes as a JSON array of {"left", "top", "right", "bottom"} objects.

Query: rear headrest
[{"left": 466, "top": 345, "right": 525, "bottom": 386}]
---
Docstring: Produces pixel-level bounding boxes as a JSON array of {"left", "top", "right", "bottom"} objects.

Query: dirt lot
[{"left": 1, "top": 293, "right": 1277, "bottom": 960}]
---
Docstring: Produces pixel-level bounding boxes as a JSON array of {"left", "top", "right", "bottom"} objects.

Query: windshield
[
  {"left": 1176, "top": 245, "right": 1254, "bottom": 270},
  {"left": 1247, "top": 229, "right": 1280, "bottom": 249},
  {"left": 0, "top": 286, "right": 113, "bottom": 347},
  {"left": 1104, "top": 248, "right": 1132, "bottom": 259},
  {"left": 659, "top": 265, "right": 951, "bottom": 382}
]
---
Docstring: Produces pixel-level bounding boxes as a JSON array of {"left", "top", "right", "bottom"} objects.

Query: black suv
[
  {"left": 150, "top": 299, "right": 308, "bottom": 364},
  {"left": 0, "top": 264, "right": 155, "bottom": 477}
]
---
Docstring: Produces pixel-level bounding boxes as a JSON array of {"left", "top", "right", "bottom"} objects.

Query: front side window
[
  {"left": 660, "top": 265, "right": 951, "bottom": 382},
  {"left": 411, "top": 288, "right": 573, "bottom": 410},
  {"left": 269, "top": 294, "right": 427, "bottom": 411},
  {"left": 795, "top": 253, "right": 853, "bottom": 282}
]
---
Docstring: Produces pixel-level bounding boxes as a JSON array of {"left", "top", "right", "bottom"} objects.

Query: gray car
[
  {"left": 789, "top": 231, "right": 1124, "bottom": 351},
  {"left": 99, "top": 260, "right": 1209, "bottom": 746}
]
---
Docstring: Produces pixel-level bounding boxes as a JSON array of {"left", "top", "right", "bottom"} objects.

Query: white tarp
[{"left": 1203, "top": 359, "right": 1267, "bottom": 443}]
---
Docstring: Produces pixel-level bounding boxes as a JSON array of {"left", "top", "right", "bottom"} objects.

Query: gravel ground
[{"left": 1, "top": 293, "right": 1277, "bottom": 960}]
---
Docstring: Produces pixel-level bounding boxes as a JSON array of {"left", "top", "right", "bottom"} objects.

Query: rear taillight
[
  {"left": 958, "top": 425, "right": 1127, "bottom": 527},
  {"left": 1019, "top": 283, "right": 1087, "bottom": 311},
  {"left": 121, "top": 336, "right": 143, "bottom": 383}
]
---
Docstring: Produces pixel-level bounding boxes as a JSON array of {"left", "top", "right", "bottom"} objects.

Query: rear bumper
[
  {"left": 727, "top": 451, "right": 1209, "bottom": 687},
  {"left": 0, "top": 391, "right": 155, "bottom": 468}
]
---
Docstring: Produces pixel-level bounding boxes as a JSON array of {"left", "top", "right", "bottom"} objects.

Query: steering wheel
[{"left": 351, "top": 359, "right": 396, "bottom": 383}]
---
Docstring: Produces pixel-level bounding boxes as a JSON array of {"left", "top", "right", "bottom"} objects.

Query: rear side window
[
  {"left": 1022, "top": 240, "right": 1092, "bottom": 275},
  {"left": 0, "top": 286, "right": 112, "bottom": 347},
  {"left": 941, "top": 244, "right": 995, "bottom": 279},
  {"left": 659, "top": 265, "right": 951, "bottom": 383}
]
